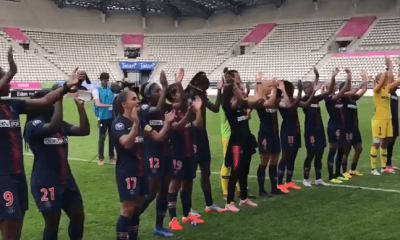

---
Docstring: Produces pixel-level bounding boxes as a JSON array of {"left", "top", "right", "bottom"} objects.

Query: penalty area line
[{"left": 23, "top": 153, "right": 400, "bottom": 194}]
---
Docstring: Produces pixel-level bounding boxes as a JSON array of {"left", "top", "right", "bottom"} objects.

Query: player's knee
[{"left": 121, "top": 203, "right": 136, "bottom": 218}]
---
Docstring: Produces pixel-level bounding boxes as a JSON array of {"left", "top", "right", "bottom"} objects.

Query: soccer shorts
[
  {"left": 327, "top": 127, "right": 345, "bottom": 144},
  {"left": 117, "top": 176, "right": 149, "bottom": 202},
  {"left": 372, "top": 119, "right": 393, "bottom": 138},
  {"left": 344, "top": 129, "right": 362, "bottom": 146},
  {"left": 145, "top": 155, "right": 169, "bottom": 178},
  {"left": 280, "top": 130, "right": 301, "bottom": 150},
  {"left": 0, "top": 174, "right": 28, "bottom": 220},
  {"left": 225, "top": 134, "right": 257, "bottom": 169},
  {"left": 304, "top": 129, "right": 326, "bottom": 150},
  {"left": 171, "top": 157, "right": 196, "bottom": 180},
  {"left": 32, "top": 185, "right": 83, "bottom": 213},
  {"left": 258, "top": 130, "right": 281, "bottom": 154}
]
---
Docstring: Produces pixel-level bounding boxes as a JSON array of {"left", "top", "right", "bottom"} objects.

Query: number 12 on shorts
[{"left": 149, "top": 158, "right": 160, "bottom": 169}]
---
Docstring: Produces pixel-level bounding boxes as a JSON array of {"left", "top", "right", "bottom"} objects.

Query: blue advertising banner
[{"left": 119, "top": 61, "right": 157, "bottom": 71}]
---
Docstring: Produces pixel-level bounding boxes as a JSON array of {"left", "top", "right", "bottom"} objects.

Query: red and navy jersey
[
  {"left": 0, "top": 99, "right": 27, "bottom": 176},
  {"left": 25, "top": 118, "right": 76, "bottom": 187},
  {"left": 222, "top": 100, "right": 251, "bottom": 145},
  {"left": 325, "top": 96, "right": 345, "bottom": 129},
  {"left": 302, "top": 96, "right": 324, "bottom": 132},
  {"left": 140, "top": 104, "right": 170, "bottom": 157},
  {"left": 279, "top": 107, "right": 300, "bottom": 134},
  {"left": 257, "top": 108, "right": 279, "bottom": 136},
  {"left": 342, "top": 97, "right": 359, "bottom": 131},
  {"left": 112, "top": 116, "right": 145, "bottom": 177},
  {"left": 169, "top": 111, "right": 193, "bottom": 159},
  {"left": 391, "top": 92, "right": 398, "bottom": 130}
]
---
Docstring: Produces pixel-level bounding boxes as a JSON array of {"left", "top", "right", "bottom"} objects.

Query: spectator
[
  {"left": 76, "top": 71, "right": 91, "bottom": 90},
  {"left": 93, "top": 72, "right": 115, "bottom": 165}
]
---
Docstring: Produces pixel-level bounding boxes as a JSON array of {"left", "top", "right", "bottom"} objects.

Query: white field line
[{"left": 23, "top": 153, "right": 400, "bottom": 194}]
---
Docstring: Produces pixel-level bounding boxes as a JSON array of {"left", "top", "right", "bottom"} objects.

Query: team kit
[{"left": 0, "top": 48, "right": 399, "bottom": 240}]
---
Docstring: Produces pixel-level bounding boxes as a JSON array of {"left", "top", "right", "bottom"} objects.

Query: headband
[{"left": 144, "top": 82, "right": 157, "bottom": 98}]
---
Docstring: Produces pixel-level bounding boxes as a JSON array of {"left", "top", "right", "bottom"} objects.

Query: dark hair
[
  {"left": 140, "top": 82, "right": 157, "bottom": 104},
  {"left": 185, "top": 72, "right": 210, "bottom": 93},
  {"left": 166, "top": 83, "right": 178, "bottom": 103},
  {"left": 23, "top": 90, "right": 50, "bottom": 151},
  {"left": 276, "top": 88, "right": 283, "bottom": 98},
  {"left": 226, "top": 70, "right": 238, "bottom": 78},
  {"left": 283, "top": 81, "right": 294, "bottom": 97},
  {"left": 223, "top": 67, "right": 229, "bottom": 74},
  {"left": 114, "top": 89, "right": 130, "bottom": 117}
]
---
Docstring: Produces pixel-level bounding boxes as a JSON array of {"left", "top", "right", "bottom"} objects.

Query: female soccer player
[
  {"left": 25, "top": 89, "right": 90, "bottom": 240},
  {"left": 340, "top": 71, "right": 369, "bottom": 178},
  {"left": 0, "top": 47, "right": 80, "bottom": 240},
  {"left": 255, "top": 79, "right": 287, "bottom": 196},
  {"left": 223, "top": 70, "right": 258, "bottom": 212},
  {"left": 138, "top": 71, "right": 174, "bottom": 237},
  {"left": 301, "top": 67, "right": 337, "bottom": 187},
  {"left": 387, "top": 65, "right": 400, "bottom": 172},
  {"left": 277, "top": 80, "right": 319, "bottom": 192},
  {"left": 112, "top": 89, "right": 175, "bottom": 240},
  {"left": 370, "top": 59, "right": 400, "bottom": 175},
  {"left": 185, "top": 72, "right": 225, "bottom": 214},
  {"left": 166, "top": 82, "right": 204, "bottom": 230},
  {"left": 324, "top": 68, "right": 351, "bottom": 184}
]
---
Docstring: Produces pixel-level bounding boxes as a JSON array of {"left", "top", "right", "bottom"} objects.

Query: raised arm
[
  {"left": 40, "top": 100, "right": 63, "bottom": 133},
  {"left": 299, "top": 83, "right": 320, "bottom": 108},
  {"left": 374, "top": 72, "right": 388, "bottom": 94},
  {"left": 192, "top": 96, "right": 204, "bottom": 128},
  {"left": 206, "top": 77, "right": 223, "bottom": 113},
  {"left": 118, "top": 110, "right": 140, "bottom": 148},
  {"left": 68, "top": 97, "right": 90, "bottom": 136},
  {"left": 0, "top": 47, "right": 17, "bottom": 92},
  {"left": 171, "top": 108, "right": 193, "bottom": 130},
  {"left": 26, "top": 68, "right": 80, "bottom": 110},
  {"left": 319, "top": 68, "right": 339, "bottom": 98},
  {"left": 331, "top": 68, "right": 352, "bottom": 101},
  {"left": 156, "top": 71, "right": 168, "bottom": 111},
  {"left": 145, "top": 110, "right": 175, "bottom": 142},
  {"left": 354, "top": 72, "right": 369, "bottom": 98},
  {"left": 175, "top": 68, "right": 187, "bottom": 111}
]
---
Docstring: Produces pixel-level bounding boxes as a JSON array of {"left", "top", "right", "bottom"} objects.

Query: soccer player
[
  {"left": 370, "top": 59, "right": 400, "bottom": 175},
  {"left": 0, "top": 47, "right": 80, "bottom": 240},
  {"left": 138, "top": 71, "right": 174, "bottom": 237},
  {"left": 340, "top": 71, "right": 369, "bottom": 178},
  {"left": 166, "top": 81, "right": 204, "bottom": 230},
  {"left": 184, "top": 72, "right": 225, "bottom": 214},
  {"left": 277, "top": 80, "right": 319, "bottom": 192},
  {"left": 223, "top": 70, "right": 258, "bottom": 212},
  {"left": 24, "top": 89, "right": 90, "bottom": 240},
  {"left": 324, "top": 68, "right": 351, "bottom": 184},
  {"left": 255, "top": 79, "right": 288, "bottom": 196},
  {"left": 387, "top": 66, "right": 400, "bottom": 172},
  {"left": 302, "top": 67, "right": 337, "bottom": 187},
  {"left": 112, "top": 89, "right": 175, "bottom": 240}
]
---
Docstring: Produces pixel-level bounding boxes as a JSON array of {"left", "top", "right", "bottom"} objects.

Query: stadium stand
[
  {"left": 137, "top": 27, "right": 252, "bottom": 83},
  {"left": 319, "top": 52, "right": 400, "bottom": 83},
  {"left": 0, "top": 30, "right": 63, "bottom": 82},
  {"left": 225, "top": 19, "right": 345, "bottom": 82},
  {"left": 361, "top": 18, "right": 400, "bottom": 46},
  {"left": 24, "top": 30, "right": 121, "bottom": 81}
]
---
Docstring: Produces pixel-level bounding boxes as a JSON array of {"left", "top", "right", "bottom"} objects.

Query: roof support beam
[
  {"left": 140, "top": 0, "right": 147, "bottom": 17},
  {"left": 162, "top": 0, "right": 181, "bottom": 20},
  {"left": 99, "top": 0, "right": 108, "bottom": 14},
  {"left": 218, "top": 0, "right": 244, "bottom": 15},
  {"left": 179, "top": 0, "right": 212, "bottom": 19}
]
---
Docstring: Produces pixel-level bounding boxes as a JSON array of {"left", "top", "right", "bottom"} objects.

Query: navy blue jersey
[
  {"left": 186, "top": 92, "right": 208, "bottom": 129},
  {"left": 0, "top": 99, "right": 27, "bottom": 176},
  {"left": 302, "top": 96, "right": 325, "bottom": 132},
  {"left": 391, "top": 92, "right": 398, "bottom": 133},
  {"left": 169, "top": 111, "right": 193, "bottom": 160},
  {"left": 140, "top": 104, "right": 170, "bottom": 158},
  {"left": 325, "top": 96, "right": 345, "bottom": 129},
  {"left": 25, "top": 118, "right": 75, "bottom": 187},
  {"left": 342, "top": 97, "right": 359, "bottom": 131},
  {"left": 112, "top": 116, "right": 145, "bottom": 177},
  {"left": 222, "top": 99, "right": 251, "bottom": 145},
  {"left": 257, "top": 108, "right": 279, "bottom": 136},
  {"left": 279, "top": 107, "right": 300, "bottom": 134}
]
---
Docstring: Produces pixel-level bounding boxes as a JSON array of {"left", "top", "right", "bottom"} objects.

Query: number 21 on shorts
[{"left": 41, "top": 187, "right": 55, "bottom": 201}]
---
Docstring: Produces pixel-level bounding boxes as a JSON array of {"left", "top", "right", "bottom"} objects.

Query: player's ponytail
[{"left": 114, "top": 89, "right": 129, "bottom": 117}]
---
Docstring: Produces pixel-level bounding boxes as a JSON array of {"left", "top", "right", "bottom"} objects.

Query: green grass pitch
[{"left": 20, "top": 97, "right": 400, "bottom": 240}]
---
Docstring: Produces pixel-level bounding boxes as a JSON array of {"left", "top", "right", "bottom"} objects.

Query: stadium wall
[{"left": 0, "top": 0, "right": 397, "bottom": 34}]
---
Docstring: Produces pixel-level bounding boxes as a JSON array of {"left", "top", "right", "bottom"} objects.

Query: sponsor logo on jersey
[
  {"left": 0, "top": 120, "right": 20, "bottom": 128},
  {"left": 115, "top": 123, "right": 125, "bottom": 130},
  {"left": 135, "top": 136, "right": 144, "bottom": 143},
  {"left": 141, "top": 104, "right": 149, "bottom": 110},
  {"left": 149, "top": 120, "right": 163, "bottom": 125},
  {"left": 310, "top": 103, "right": 319, "bottom": 108},
  {"left": 237, "top": 115, "right": 248, "bottom": 122},
  {"left": 265, "top": 108, "right": 278, "bottom": 113},
  {"left": 347, "top": 104, "right": 357, "bottom": 109},
  {"left": 334, "top": 104, "right": 343, "bottom": 108},
  {"left": 32, "top": 120, "right": 42, "bottom": 126},
  {"left": 392, "top": 96, "right": 398, "bottom": 100},
  {"left": 44, "top": 137, "right": 68, "bottom": 145}
]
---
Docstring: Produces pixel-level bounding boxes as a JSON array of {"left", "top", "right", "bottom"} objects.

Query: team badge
[
  {"left": 115, "top": 123, "right": 124, "bottom": 130},
  {"left": 129, "top": 189, "right": 135, "bottom": 195},
  {"left": 7, "top": 207, "right": 15, "bottom": 214},
  {"left": 45, "top": 201, "right": 52, "bottom": 208}
]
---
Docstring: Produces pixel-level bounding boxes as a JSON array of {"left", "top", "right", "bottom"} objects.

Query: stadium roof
[{"left": 55, "top": 0, "right": 282, "bottom": 19}]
